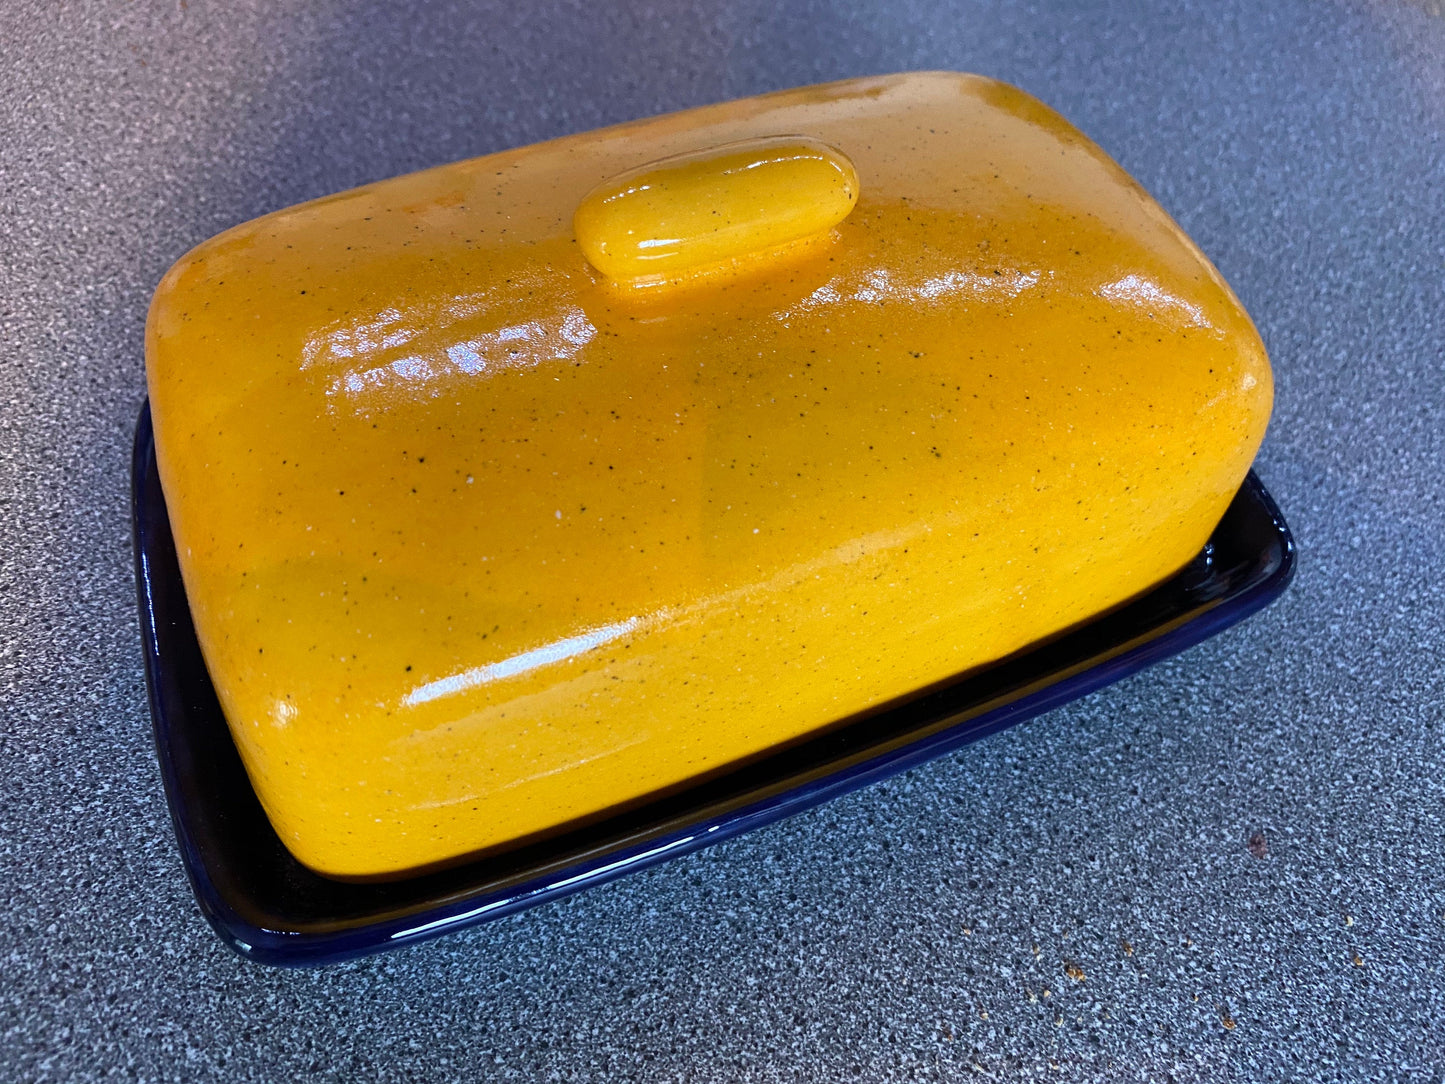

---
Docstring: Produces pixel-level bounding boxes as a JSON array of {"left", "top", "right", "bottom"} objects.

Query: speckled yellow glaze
[{"left": 145, "top": 72, "right": 1271, "bottom": 878}]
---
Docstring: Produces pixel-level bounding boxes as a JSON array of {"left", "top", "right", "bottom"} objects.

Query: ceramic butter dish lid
[{"left": 144, "top": 72, "right": 1272, "bottom": 880}]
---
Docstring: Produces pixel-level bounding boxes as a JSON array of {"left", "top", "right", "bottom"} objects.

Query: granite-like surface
[{"left": 2, "top": 0, "right": 1442, "bottom": 1079}]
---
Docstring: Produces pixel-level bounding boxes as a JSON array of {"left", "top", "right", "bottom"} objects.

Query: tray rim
[{"left": 132, "top": 402, "right": 1294, "bottom": 966}]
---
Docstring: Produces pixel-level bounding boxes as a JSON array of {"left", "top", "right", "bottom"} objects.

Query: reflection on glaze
[
  {"left": 444, "top": 311, "right": 597, "bottom": 375},
  {"left": 302, "top": 289, "right": 597, "bottom": 406},
  {"left": 1098, "top": 273, "right": 1215, "bottom": 331},
  {"left": 776, "top": 266, "right": 1043, "bottom": 321},
  {"left": 575, "top": 136, "right": 859, "bottom": 282},
  {"left": 268, "top": 698, "right": 297, "bottom": 729},
  {"left": 400, "top": 518, "right": 926, "bottom": 716},
  {"left": 404, "top": 617, "right": 638, "bottom": 706},
  {"left": 146, "top": 72, "right": 1273, "bottom": 877}
]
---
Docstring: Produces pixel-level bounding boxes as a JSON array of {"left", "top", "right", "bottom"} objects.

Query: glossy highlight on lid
[{"left": 573, "top": 135, "right": 860, "bottom": 283}]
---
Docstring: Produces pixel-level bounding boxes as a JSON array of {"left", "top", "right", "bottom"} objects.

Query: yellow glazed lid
[{"left": 145, "top": 72, "right": 1271, "bottom": 878}]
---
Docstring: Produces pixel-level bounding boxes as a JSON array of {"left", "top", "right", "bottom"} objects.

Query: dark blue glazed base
[{"left": 132, "top": 404, "right": 1294, "bottom": 967}]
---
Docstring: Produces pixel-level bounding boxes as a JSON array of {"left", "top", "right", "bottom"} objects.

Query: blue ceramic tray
[{"left": 132, "top": 404, "right": 1293, "bottom": 966}]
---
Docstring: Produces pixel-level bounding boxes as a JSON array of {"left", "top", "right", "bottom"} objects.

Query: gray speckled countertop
[{"left": 2, "top": 1, "right": 1443, "bottom": 1080}]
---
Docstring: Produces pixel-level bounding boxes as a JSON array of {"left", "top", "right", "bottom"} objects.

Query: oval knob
[{"left": 574, "top": 136, "right": 859, "bottom": 283}]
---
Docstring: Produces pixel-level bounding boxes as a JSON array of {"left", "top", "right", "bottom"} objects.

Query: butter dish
[
  {"left": 144, "top": 72, "right": 1278, "bottom": 880},
  {"left": 135, "top": 71, "right": 1294, "bottom": 960}
]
